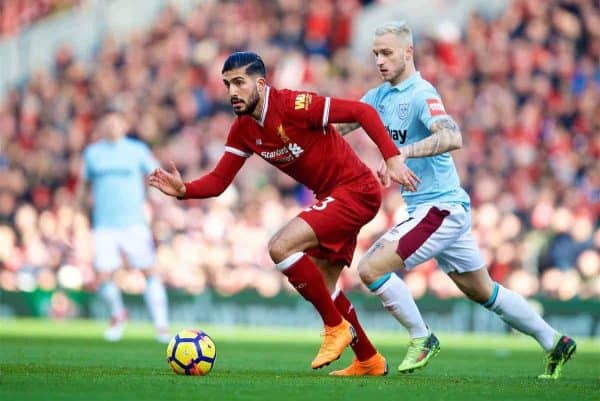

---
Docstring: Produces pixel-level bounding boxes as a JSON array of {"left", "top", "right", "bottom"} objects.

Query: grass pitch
[{"left": 1, "top": 319, "right": 598, "bottom": 401}]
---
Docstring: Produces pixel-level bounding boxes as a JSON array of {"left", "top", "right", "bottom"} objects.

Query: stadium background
[{"left": 0, "top": 0, "right": 598, "bottom": 335}]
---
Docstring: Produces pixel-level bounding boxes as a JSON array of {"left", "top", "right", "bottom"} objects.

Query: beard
[
  {"left": 232, "top": 86, "right": 260, "bottom": 116},
  {"left": 388, "top": 60, "right": 406, "bottom": 84}
]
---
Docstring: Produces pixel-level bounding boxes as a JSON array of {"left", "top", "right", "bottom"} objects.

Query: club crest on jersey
[
  {"left": 256, "top": 138, "right": 262, "bottom": 145},
  {"left": 377, "top": 103, "right": 385, "bottom": 113},
  {"left": 398, "top": 103, "right": 409, "bottom": 120},
  {"left": 294, "top": 93, "right": 312, "bottom": 110},
  {"left": 276, "top": 124, "right": 290, "bottom": 143}
]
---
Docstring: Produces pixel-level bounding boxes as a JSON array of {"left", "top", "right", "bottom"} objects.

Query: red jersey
[{"left": 225, "top": 87, "right": 374, "bottom": 198}]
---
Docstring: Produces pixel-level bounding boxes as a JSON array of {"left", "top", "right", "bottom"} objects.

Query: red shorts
[{"left": 300, "top": 175, "right": 382, "bottom": 266}]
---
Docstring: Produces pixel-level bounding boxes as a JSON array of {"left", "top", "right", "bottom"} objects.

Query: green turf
[{"left": 0, "top": 319, "right": 598, "bottom": 401}]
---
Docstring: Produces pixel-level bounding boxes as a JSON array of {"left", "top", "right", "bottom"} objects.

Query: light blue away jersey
[
  {"left": 82, "top": 137, "right": 158, "bottom": 228},
  {"left": 361, "top": 72, "right": 470, "bottom": 213}
]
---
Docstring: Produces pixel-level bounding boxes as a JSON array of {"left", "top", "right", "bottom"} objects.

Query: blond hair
[{"left": 374, "top": 21, "right": 413, "bottom": 45}]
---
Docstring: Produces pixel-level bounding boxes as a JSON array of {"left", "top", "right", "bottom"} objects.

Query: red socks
[
  {"left": 281, "top": 253, "right": 378, "bottom": 361},
  {"left": 334, "top": 291, "right": 377, "bottom": 361},
  {"left": 282, "top": 254, "right": 343, "bottom": 327}
]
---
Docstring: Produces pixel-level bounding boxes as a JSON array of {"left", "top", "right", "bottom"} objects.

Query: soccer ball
[{"left": 166, "top": 329, "right": 216, "bottom": 375}]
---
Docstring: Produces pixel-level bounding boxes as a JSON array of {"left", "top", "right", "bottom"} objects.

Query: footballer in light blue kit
[
  {"left": 361, "top": 72, "right": 470, "bottom": 214},
  {"left": 337, "top": 21, "right": 575, "bottom": 379},
  {"left": 79, "top": 112, "right": 169, "bottom": 343}
]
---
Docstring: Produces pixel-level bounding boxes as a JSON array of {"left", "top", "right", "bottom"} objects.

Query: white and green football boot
[
  {"left": 538, "top": 334, "right": 576, "bottom": 380},
  {"left": 397, "top": 332, "right": 440, "bottom": 373}
]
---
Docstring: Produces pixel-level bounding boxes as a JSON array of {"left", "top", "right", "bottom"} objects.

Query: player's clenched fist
[{"left": 148, "top": 161, "right": 186, "bottom": 198}]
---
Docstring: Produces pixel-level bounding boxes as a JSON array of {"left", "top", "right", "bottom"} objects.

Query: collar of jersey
[
  {"left": 103, "top": 137, "right": 125, "bottom": 146},
  {"left": 257, "top": 86, "right": 271, "bottom": 127},
  {"left": 390, "top": 71, "right": 421, "bottom": 92}
]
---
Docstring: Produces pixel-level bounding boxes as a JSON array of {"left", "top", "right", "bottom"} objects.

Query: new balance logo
[{"left": 288, "top": 143, "right": 304, "bottom": 157}]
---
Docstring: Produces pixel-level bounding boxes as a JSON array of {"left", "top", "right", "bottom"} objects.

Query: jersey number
[{"left": 304, "top": 196, "right": 335, "bottom": 212}]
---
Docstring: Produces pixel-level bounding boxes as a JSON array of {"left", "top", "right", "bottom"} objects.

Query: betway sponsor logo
[{"left": 386, "top": 126, "right": 407, "bottom": 144}]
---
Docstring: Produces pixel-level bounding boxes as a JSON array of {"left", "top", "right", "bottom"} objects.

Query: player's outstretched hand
[
  {"left": 382, "top": 155, "right": 420, "bottom": 192},
  {"left": 148, "top": 161, "right": 186, "bottom": 198}
]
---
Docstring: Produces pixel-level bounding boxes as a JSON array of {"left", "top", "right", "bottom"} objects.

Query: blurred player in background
[
  {"left": 335, "top": 21, "right": 576, "bottom": 379},
  {"left": 76, "top": 111, "right": 170, "bottom": 343},
  {"left": 149, "top": 51, "right": 419, "bottom": 375}
]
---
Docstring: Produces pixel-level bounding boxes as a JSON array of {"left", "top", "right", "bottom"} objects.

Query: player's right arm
[
  {"left": 74, "top": 149, "right": 92, "bottom": 212},
  {"left": 149, "top": 122, "right": 250, "bottom": 199},
  {"left": 73, "top": 176, "right": 89, "bottom": 212},
  {"left": 149, "top": 152, "right": 246, "bottom": 199}
]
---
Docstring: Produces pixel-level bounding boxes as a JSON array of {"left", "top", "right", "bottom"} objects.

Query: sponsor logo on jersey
[
  {"left": 294, "top": 93, "right": 312, "bottom": 110},
  {"left": 426, "top": 98, "right": 446, "bottom": 116},
  {"left": 386, "top": 125, "right": 407, "bottom": 144},
  {"left": 260, "top": 143, "right": 304, "bottom": 162},
  {"left": 287, "top": 143, "right": 304, "bottom": 157}
]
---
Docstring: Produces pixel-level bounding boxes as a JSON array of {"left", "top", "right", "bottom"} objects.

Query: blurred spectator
[
  {"left": 0, "top": 0, "right": 598, "bottom": 303},
  {"left": 0, "top": 0, "right": 80, "bottom": 37}
]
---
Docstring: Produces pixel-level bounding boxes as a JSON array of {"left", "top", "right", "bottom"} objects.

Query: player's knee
[
  {"left": 267, "top": 238, "right": 290, "bottom": 264},
  {"left": 357, "top": 258, "right": 379, "bottom": 286}
]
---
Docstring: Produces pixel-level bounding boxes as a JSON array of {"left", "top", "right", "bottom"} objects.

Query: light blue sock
[
  {"left": 99, "top": 281, "right": 125, "bottom": 318},
  {"left": 482, "top": 282, "right": 557, "bottom": 351},
  {"left": 369, "top": 273, "right": 429, "bottom": 339},
  {"left": 144, "top": 276, "right": 169, "bottom": 329}
]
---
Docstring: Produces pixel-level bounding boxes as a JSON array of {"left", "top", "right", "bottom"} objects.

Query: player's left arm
[
  {"left": 401, "top": 116, "right": 463, "bottom": 158},
  {"left": 332, "top": 88, "right": 376, "bottom": 136},
  {"left": 327, "top": 98, "right": 399, "bottom": 160},
  {"left": 287, "top": 91, "right": 418, "bottom": 190},
  {"left": 328, "top": 97, "right": 420, "bottom": 191},
  {"left": 332, "top": 122, "right": 360, "bottom": 136},
  {"left": 285, "top": 91, "right": 398, "bottom": 158},
  {"left": 401, "top": 89, "right": 462, "bottom": 158},
  {"left": 138, "top": 142, "right": 160, "bottom": 198}
]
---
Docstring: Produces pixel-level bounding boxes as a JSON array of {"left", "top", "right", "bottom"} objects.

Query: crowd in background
[
  {"left": 0, "top": 0, "right": 598, "bottom": 304},
  {"left": 0, "top": 0, "right": 80, "bottom": 37}
]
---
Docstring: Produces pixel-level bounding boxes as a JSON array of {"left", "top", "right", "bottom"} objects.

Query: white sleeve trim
[
  {"left": 225, "top": 146, "right": 251, "bottom": 158},
  {"left": 322, "top": 96, "right": 331, "bottom": 128},
  {"left": 258, "top": 86, "right": 271, "bottom": 127}
]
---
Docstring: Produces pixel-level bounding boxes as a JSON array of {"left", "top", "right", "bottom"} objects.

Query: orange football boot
[
  {"left": 311, "top": 319, "right": 357, "bottom": 369},
  {"left": 329, "top": 352, "right": 388, "bottom": 376}
]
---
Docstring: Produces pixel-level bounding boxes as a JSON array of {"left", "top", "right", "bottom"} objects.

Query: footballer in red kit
[
  {"left": 149, "top": 52, "right": 419, "bottom": 375},
  {"left": 224, "top": 86, "right": 384, "bottom": 266}
]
